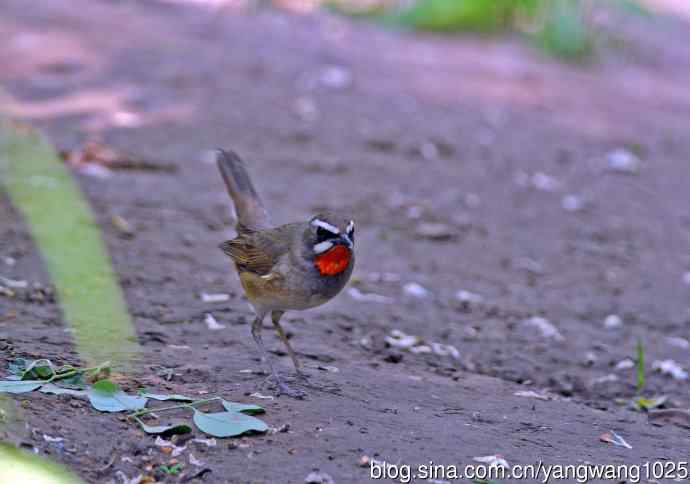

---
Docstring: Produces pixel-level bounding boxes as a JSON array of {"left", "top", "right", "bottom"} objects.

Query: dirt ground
[{"left": 1, "top": 1, "right": 689, "bottom": 483}]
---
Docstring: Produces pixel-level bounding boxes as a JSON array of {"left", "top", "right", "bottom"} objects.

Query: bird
[{"left": 216, "top": 149, "right": 355, "bottom": 397}]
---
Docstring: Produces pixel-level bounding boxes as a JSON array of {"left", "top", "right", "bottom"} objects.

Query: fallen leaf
[
  {"left": 204, "top": 313, "right": 225, "bottom": 331},
  {"left": 142, "top": 393, "right": 194, "bottom": 402},
  {"left": 633, "top": 395, "right": 667, "bottom": 411},
  {"left": 87, "top": 379, "right": 148, "bottom": 412},
  {"left": 599, "top": 430, "right": 632, "bottom": 449},
  {"left": 221, "top": 400, "right": 265, "bottom": 415},
  {"left": 39, "top": 383, "right": 86, "bottom": 397},
  {"left": 192, "top": 410, "right": 268, "bottom": 438},
  {"left": 138, "top": 421, "right": 192, "bottom": 437},
  {"left": 0, "top": 380, "right": 43, "bottom": 394}
]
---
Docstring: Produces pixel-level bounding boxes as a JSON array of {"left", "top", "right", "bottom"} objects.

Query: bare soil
[{"left": 1, "top": 1, "right": 689, "bottom": 483}]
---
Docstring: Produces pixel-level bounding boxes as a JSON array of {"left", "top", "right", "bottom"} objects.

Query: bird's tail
[{"left": 216, "top": 149, "right": 271, "bottom": 232}]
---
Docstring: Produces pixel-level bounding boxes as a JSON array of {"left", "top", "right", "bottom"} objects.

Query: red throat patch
[{"left": 315, "top": 245, "right": 351, "bottom": 276}]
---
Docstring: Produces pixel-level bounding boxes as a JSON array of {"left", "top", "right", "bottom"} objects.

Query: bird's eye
[{"left": 317, "top": 226, "right": 334, "bottom": 241}]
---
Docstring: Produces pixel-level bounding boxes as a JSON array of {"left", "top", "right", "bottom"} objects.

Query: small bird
[{"left": 216, "top": 149, "right": 355, "bottom": 397}]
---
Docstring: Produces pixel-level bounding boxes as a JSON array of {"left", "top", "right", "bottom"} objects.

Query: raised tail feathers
[{"left": 216, "top": 149, "right": 271, "bottom": 232}]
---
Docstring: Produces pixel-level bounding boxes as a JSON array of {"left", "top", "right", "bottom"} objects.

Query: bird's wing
[{"left": 219, "top": 224, "right": 298, "bottom": 275}]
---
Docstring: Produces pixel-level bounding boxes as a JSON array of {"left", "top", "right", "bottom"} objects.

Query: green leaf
[
  {"left": 158, "top": 463, "right": 184, "bottom": 475},
  {"left": 534, "top": 0, "right": 592, "bottom": 59},
  {"left": 8, "top": 358, "right": 55, "bottom": 381},
  {"left": 0, "top": 380, "right": 43, "bottom": 394},
  {"left": 142, "top": 393, "right": 194, "bottom": 402},
  {"left": 221, "top": 400, "right": 265, "bottom": 415},
  {"left": 87, "top": 379, "right": 147, "bottom": 412},
  {"left": 138, "top": 421, "right": 193, "bottom": 437},
  {"left": 192, "top": 410, "right": 267, "bottom": 438},
  {"left": 22, "top": 359, "right": 54, "bottom": 380},
  {"left": 39, "top": 383, "right": 86, "bottom": 397},
  {"left": 393, "top": 0, "right": 514, "bottom": 33},
  {"left": 636, "top": 339, "right": 645, "bottom": 394},
  {"left": 7, "top": 358, "right": 29, "bottom": 377},
  {"left": 634, "top": 395, "right": 667, "bottom": 411},
  {"left": 54, "top": 373, "right": 87, "bottom": 390}
]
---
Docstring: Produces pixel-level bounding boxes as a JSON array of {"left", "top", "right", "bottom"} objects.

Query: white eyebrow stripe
[
  {"left": 346, "top": 221, "right": 354, "bottom": 233},
  {"left": 313, "top": 240, "right": 334, "bottom": 254},
  {"left": 311, "top": 219, "right": 340, "bottom": 234}
]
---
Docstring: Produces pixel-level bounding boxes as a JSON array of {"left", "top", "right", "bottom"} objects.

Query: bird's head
[{"left": 305, "top": 212, "right": 355, "bottom": 276}]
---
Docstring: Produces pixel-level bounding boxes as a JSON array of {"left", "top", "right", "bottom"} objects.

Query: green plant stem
[
  {"left": 24, "top": 362, "right": 110, "bottom": 385},
  {"left": 128, "top": 397, "right": 221, "bottom": 419}
]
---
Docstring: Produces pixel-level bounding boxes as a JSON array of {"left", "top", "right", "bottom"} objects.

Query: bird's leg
[
  {"left": 251, "top": 312, "right": 305, "bottom": 399},
  {"left": 271, "top": 310, "right": 307, "bottom": 380}
]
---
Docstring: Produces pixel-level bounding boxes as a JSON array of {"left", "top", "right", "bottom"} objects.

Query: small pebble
[
  {"left": 403, "top": 282, "right": 430, "bottom": 298},
  {"left": 348, "top": 287, "right": 393, "bottom": 304},
  {"left": 415, "top": 222, "right": 455, "bottom": 240},
  {"left": 523, "top": 316, "right": 564, "bottom": 341},
  {"left": 532, "top": 172, "right": 561, "bottom": 192},
  {"left": 652, "top": 360, "right": 688, "bottom": 380},
  {"left": 419, "top": 141, "right": 439, "bottom": 160},
  {"left": 666, "top": 336, "right": 689, "bottom": 349},
  {"left": 319, "top": 65, "right": 352, "bottom": 90},
  {"left": 455, "top": 290, "right": 483, "bottom": 307},
  {"left": 200, "top": 292, "right": 230, "bottom": 303},
  {"left": 607, "top": 149, "right": 640, "bottom": 174},
  {"left": 603, "top": 314, "right": 623, "bottom": 329},
  {"left": 561, "top": 194, "right": 585, "bottom": 212},
  {"left": 305, "top": 471, "right": 335, "bottom": 484},
  {"left": 615, "top": 359, "right": 634, "bottom": 371}
]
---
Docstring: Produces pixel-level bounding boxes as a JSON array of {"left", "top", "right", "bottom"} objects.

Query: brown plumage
[{"left": 216, "top": 150, "right": 355, "bottom": 397}]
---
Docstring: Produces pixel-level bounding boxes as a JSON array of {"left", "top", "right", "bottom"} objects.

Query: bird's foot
[
  {"left": 276, "top": 379, "right": 307, "bottom": 399},
  {"left": 295, "top": 368, "right": 310, "bottom": 382},
  {"left": 259, "top": 372, "right": 307, "bottom": 399}
]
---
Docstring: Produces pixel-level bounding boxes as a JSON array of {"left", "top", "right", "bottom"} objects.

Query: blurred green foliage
[
  {"left": 0, "top": 121, "right": 139, "bottom": 367},
  {"left": 327, "top": 0, "right": 648, "bottom": 60},
  {"left": 534, "top": 0, "right": 592, "bottom": 59},
  {"left": 390, "top": 0, "right": 539, "bottom": 33},
  {"left": 0, "top": 443, "right": 84, "bottom": 484}
]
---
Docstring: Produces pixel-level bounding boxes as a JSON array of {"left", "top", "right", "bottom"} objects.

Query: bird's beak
[{"left": 340, "top": 234, "right": 353, "bottom": 249}]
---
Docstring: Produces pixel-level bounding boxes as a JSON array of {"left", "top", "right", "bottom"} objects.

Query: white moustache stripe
[
  {"left": 313, "top": 240, "right": 334, "bottom": 254},
  {"left": 311, "top": 219, "right": 340, "bottom": 234}
]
